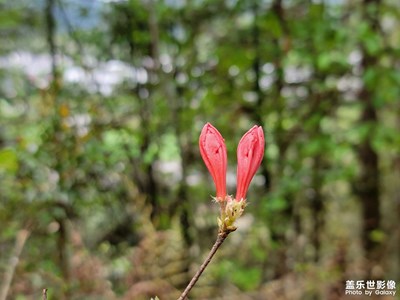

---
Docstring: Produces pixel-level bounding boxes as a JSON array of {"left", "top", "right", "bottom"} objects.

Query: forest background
[{"left": 0, "top": 0, "right": 399, "bottom": 299}]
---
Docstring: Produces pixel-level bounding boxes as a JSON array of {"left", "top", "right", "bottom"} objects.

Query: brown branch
[
  {"left": 0, "top": 229, "right": 30, "bottom": 300},
  {"left": 177, "top": 230, "right": 232, "bottom": 300},
  {"left": 42, "top": 288, "right": 48, "bottom": 300}
]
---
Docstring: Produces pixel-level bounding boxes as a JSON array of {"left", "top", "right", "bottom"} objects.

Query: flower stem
[{"left": 177, "top": 230, "right": 233, "bottom": 300}]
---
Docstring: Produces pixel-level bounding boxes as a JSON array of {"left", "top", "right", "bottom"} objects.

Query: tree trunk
[
  {"left": 356, "top": 96, "right": 380, "bottom": 258},
  {"left": 356, "top": 0, "right": 381, "bottom": 265}
]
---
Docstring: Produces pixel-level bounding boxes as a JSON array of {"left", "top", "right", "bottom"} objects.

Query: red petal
[
  {"left": 235, "top": 126, "right": 264, "bottom": 201},
  {"left": 199, "top": 123, "right": 227, "bottom": 199}
]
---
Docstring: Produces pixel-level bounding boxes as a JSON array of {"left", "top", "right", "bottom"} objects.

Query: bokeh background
[{"left": 1, "top": 0, "right": 399, "bottom": 299}]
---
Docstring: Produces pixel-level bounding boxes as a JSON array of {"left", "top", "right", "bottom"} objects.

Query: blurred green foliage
[{"left": 0, "top": 0, "right": 400, "bottom": 299}]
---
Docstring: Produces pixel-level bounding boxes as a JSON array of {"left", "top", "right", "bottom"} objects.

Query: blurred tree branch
[
  {"left": 178, "top": 229, "right": 233, "bottom": 300},
  {"left": 0, "top": 229, "right": 30, "bottom": 300}
]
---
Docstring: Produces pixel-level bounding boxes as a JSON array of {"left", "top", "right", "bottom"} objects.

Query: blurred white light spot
[
  {"left": 176, "top": 72, "right": 188, "bottom": 85},
  {"left": 229, "top": 65, "right": 240, "bottom": 77},
  {"left": 136, "top": 68, "right": 148, "bottom": 84},
  {"left": 243, "top": 91, "right": 257, "bottom": 103},
  {"left": 262, "top": 63, "right": 275, "bottom": 74},
  {"left": 348, "top": 50, "right": 362, "bottom": 65}
]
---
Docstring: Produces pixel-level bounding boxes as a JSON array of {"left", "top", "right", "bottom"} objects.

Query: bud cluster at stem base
[{"left": 216, "top": 196, "right": 247, "bottom": 232}]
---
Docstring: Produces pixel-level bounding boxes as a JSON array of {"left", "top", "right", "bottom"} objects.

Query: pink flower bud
[
  {"left": 199, "top": 123, "right": 227, "bottom": 200},
  {"left": 235, "top": 126, "right": 264, "bottom": 201}
]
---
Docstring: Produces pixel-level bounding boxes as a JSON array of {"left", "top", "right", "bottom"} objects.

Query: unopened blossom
[
  {"left": 199, "top": 123, "right": 227, "bottom": 200},
  {"left": 235, "top": 125, "right": 265, "bottom": 201},
  {"left": 199, "top": 123, "right": 265, "bottom": 232}
]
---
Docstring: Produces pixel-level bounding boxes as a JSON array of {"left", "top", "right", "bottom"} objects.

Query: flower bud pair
[{"left": 199, "top": 123, "right": 265, "bottom": 230}]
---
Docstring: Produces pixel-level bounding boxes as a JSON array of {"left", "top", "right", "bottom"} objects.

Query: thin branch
[
  {"left": 0, "top": 229, "right": 30, "bottom": 300},
  {"left": 45, "top": 0, "right": 57, "bottom": 81},
  {"left": 177, "top": 230, "right": 232, "bottom": 300}
]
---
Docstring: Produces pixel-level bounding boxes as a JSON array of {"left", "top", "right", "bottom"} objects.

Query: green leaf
[{"left": 0, "top": 148, "right": 18, "bottom": 173}]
